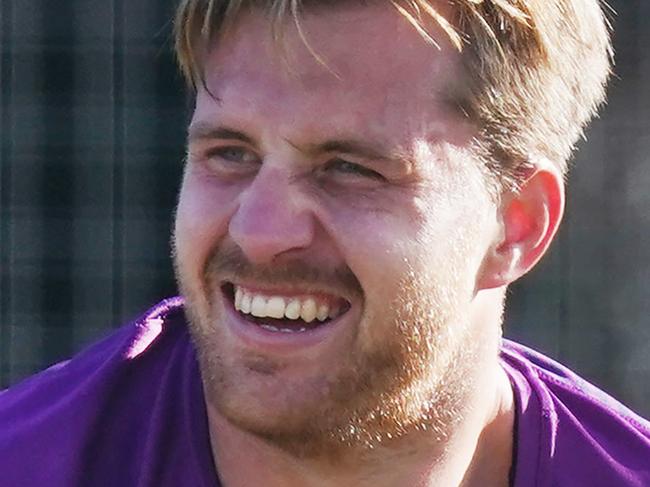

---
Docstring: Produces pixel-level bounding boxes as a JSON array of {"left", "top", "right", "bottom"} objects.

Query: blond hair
[{"left": 173, "top": 0, "right": 612, "bottom": 189}]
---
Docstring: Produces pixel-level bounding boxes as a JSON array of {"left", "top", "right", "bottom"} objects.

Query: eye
[
  {"left": 206, "top": 146, "right": 259, "bottom": 164},
  {"left": 324, "top": 159, "right": 386, "bottom": 181}
]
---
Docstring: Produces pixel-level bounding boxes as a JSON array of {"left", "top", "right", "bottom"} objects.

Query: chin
[
  {"left": 190, "top": 304, "right": 475, "bottom": 461},
  {"left": 178, "top": 243, "right": 483, "bottom": 459}
]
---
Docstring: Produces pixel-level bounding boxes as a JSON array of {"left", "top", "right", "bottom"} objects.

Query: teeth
[
  {"left": 328, "top": 304, "right": 340, "bottom": 319},
  {"left": 317, "top": 304, "right": 329, "bottom": 322},
  {"left": 232, "top": 285, "right": 345, "bottom": 323},
  {"left": 266, "top": 297, "right": 286, "bottom": 319},
  {"left": 285, "top": 299, "right": 301, "bottom": 320},
  {"left": 251, "top": 295, "right": 267, "bottom": 318},
  {"left": 259, "top": 324, "right": 309, "bottom": 333},
  {"left": 300, "top": 298, "right": 317, "bottom": 323},
  {"left": 260, "top": 324, "right": 279, "bottom": 332},
  {"left": 240, "top": 293, "right": 252, "bottom": 314},
  {"left": 235, "top": 288, "right": 243, "bottom": 310}
]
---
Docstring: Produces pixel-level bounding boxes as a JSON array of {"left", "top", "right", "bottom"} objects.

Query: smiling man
[{"left": 1, "top": 1, "right": 650, "bottom": 486}]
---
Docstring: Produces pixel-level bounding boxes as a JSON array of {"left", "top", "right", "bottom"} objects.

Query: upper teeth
[{"left": 234, "top": 286, "right": 340, "bottom": 322}]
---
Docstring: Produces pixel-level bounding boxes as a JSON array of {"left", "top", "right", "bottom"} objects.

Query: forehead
[{"left": 197, "top": 3, "right": 468, "bottom": 144}]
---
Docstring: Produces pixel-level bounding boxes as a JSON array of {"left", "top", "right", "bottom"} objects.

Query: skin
[{"left": 173, "top": 2, "right": 565, "bottom": 486}]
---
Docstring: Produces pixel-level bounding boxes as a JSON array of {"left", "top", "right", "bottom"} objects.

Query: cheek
[
  {"left": 323, "top": 187, "right": 486, "bottom": 326},
  {"left": 322, "top": 197, "right": 426, "bottom": 307},
  {"left": 324, "top": 188, "right": 437, "bottom": 268},
  {"left": 174, "top": 169, "right": 240, "bottom": 275}
]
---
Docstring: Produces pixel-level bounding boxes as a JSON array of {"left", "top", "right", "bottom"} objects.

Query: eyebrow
[
  {"left": 188, "top": 122, "right": 255, "bottom": 146},
  {"left": 294, "top": 138, "right": 398, "bottom": 162}
]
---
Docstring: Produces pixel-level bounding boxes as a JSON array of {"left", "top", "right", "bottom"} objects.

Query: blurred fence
[{"left": 1, "top": 0, "right": 650, "bottom": 417}]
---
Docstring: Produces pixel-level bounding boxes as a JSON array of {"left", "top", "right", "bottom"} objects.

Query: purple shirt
[{"left": 1, "top": 298, "right": 649, "bottom": 486}]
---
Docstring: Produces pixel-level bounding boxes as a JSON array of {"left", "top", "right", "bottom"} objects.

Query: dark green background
[{"left": 2, "top": 1, "right": 650, "bottom": 417}]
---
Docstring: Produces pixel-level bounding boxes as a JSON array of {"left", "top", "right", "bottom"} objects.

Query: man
[{"left": 1, "top": 0, "right": 649, "bottom": 485}]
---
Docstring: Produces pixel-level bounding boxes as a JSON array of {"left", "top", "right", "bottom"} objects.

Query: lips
[{"left": 222, "top": 282, "right": 351, "bottom": 333}]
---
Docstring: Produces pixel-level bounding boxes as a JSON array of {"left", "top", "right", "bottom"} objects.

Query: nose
[{"left": 228, "top": 168, "right": 315, "bottom": 264}]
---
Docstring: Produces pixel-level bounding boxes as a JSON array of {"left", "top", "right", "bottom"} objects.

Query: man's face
[{"left": 174, "top": 3, "right": 500, "bottom": 457}]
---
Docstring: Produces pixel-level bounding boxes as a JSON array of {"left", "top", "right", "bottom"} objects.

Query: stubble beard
[{"left": 176, "top": 245, "right": 479, "bottom": 461}]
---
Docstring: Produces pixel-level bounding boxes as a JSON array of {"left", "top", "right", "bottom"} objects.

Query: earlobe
[{"left": 478, "top": 163, "right": 565, "bottom": 290}]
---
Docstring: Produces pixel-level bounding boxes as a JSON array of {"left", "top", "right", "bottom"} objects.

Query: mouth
[{"left": 221, "top": 282, "right": 352, "bottom": 335}]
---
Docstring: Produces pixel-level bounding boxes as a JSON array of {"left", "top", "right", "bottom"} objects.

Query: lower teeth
[{"left": 260, "top": 324, "right": 307, "bottom": 333}]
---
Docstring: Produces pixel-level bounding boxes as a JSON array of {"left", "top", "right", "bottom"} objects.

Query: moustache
[{"left": 204, "top": 243, "right": 362, "bottom": 297}]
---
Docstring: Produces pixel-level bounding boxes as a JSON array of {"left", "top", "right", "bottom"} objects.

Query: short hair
[{"left": 173, "top": 0, "right": 613, "bottom": 190}]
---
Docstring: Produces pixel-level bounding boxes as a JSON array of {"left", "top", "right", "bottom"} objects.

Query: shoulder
[
  {"left": 502, "top": 340, "right": 650, "bottom": 487},
  {"left": 0, "top": 297, "right": 188, "bottom": 410},
  {"left": 0, "top": 297, "right": 198, "bottom": 486}
]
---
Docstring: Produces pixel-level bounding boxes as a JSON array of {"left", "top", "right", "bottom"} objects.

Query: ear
[{"left": 477, "top": 160, "right": 565, "bottom": 290}]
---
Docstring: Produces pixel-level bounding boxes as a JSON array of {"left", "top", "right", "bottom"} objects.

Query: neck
[{"left": 206, "top": 359, "right": 514, "bottom": 487}]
